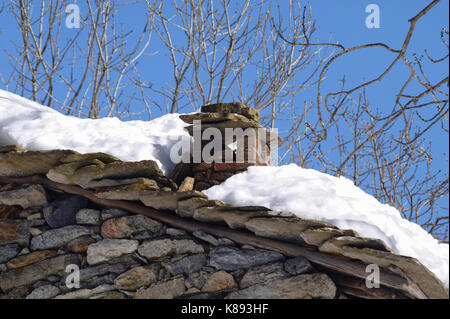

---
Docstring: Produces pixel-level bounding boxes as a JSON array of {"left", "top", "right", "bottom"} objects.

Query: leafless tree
[
  {"left": 4, "top": 0, "right": 153, "bottom": 119},
  {"left": 275, "top": 0, "right": 449, "bottom": 242},
  {"left": 1, "top": 0, "right": 448, "bottom": 241}
]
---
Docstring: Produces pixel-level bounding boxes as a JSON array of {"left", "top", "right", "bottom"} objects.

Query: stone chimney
[{"left": 172, "top": 103, "right": 281, "bottom": 191}]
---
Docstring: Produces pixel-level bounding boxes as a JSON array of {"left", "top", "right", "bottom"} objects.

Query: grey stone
[
  {"left": 43, "top": 196, "right": 88, "bottom": 228},
  {"left": 6, "top": 286, "right": 30, "bottom": 299},
  {"left": 76, "top": 209, "right": 101, "bottom": 225},
  {"left": 101, "top": 208, "right": 130, "bottom": 220},
  {"left": 0, "top": 243, "right": 21, "bottom": 263},
  {"left": 284, "top": 256, "right": 314, "bottom": 275},
  {"left": 138, "top": 238, "right": 204, "bottom": 260},
  {"left": 0, "top": 254, "right": 81, "bottom": 291},
  {"left": 164, "top": 254, "right": 206, "bottom": 275},
  {"left": 140, "top": 190, "right": 206, "bottom": 210},
  {"left": 101, "top": 215, "right": 163, "bottom": 239},
  {"left": 165, "top": 228, "right": 187, "bottom": 236},
  {"left": 55, "top": 284, "right": 115, "bottom": 299},
  {"left": 226, "top": 273, "right": 336, "bottom": 299},
  {"left": 0, "top": 219, "right": 30, "bottom": 247},
  {"left": 209, "top": 246, "right": 284, "bottom": 271},
  {"left": 29, "top": 227, "right": 43, "bottom": 236},
  {"left": 0, "top": 149, "right": 76, "bottom": 177},
  {"left": 81, "top": 274, "right": 117, "bottom": 289},
  {"left": 90, "top": 290, "right": 128, "bottom": 299},
  {"left": 186, "top": 271, "right": 211, "bottom": 290},
  {"left": 134, "top": 276, "right": 186, "bottom": 299},
  {"left": 47, "top": 159, "right": 166, "bottom": 189},
  {"left": 114, "top": 264, "right": 161, "bottom": 290},
  {"left": 200, "top": 102, "right": 260, "bottom": 122},
  {"left": 26, "top": 284, "right": 60, "bottom": 299},
  {"left": 176, "top": 197, "right": 222, "bottom": 218},
  {"left": 30, "top": 225, "right": 93, "bottom": 250},
  {"left": 60, "top": 263, "right": 131, "bottom": 284},
  {"left": 193, "top": 231, "right": 221, "bottom": 246},
  {"left": 86, "top": 239, "right": 139, "bottom": 265},
  {"left": 240, "top": 262, "right": 287, "bottom": 289},
  {"left": 0, "top": 184, "right": 47, "bottom": 209},
  {"left": 244, "top": 217, "right": 337, "bottom": 244}
]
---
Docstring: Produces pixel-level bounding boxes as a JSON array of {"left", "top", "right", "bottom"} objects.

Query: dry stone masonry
[
  {"left": 0, "top": 104, "right": 448, "bottom": 299},
  {"left": 173, "top": 103, "right": 280, "bottom": 191}
]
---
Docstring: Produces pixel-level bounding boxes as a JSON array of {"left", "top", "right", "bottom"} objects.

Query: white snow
[
  {"left": 0, "top": 89, "right": 190, "bottom": 174},
  {"left": 1, "top": 88, "right": 448, "bottom": 287},
  {"left": 204, "top": 164, "right": 449, "bottom": 287}
]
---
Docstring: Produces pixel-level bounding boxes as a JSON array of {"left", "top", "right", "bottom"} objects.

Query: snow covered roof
[{"left": 0, "top": 89, "right": 448, "bottom": 299}]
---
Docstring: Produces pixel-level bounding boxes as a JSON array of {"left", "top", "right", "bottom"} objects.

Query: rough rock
[
  {"left": 0, "top": 243, "right": 21, "bottom": 263},
  {"left": 0, "top": 254, "right": 81, "bottom": 291},
  {"left": 180, "top": 111, "right": 259, "bottom": 124},
  {"left": 62, "top": 263, "right": 131, "bottom": 284},
  {"left": 202, "top": 270, "right": 237, "bottom": 292},
  {"left": 30, "top": 225, "right": 92, "bottom": 250},
  {"left": 138, "top": 239, "right": 204, "bottom": 260},
  {"left": 227, "top": 273, "right": 336, "bottom": 299},
  {"left": 299, "top": 228, "right": 347, "bottom": 246},
  {"left": 186, "top": 271, "right": 211, "bottom": 290},
  {"left": 318, "top": 236, "right": 393, "bottom": 254},
  {"left": 114, "top": 264, "right": 160, "bottom": 290},
  {"left": 59, "top": 152, "right": 120, "bottom": 164},
  {"left": 178, "top": 177, "right": 195, "bottom": 192},
  {"left": 193, "top": 231, "right": 222, "bottom": 246},
  {"left": 140, "top": 190, "right": 207, "bottom": 210},
  {"left": 47, "top": 159, "right": 172, "bottom": 189},
  {"left": 0, "top": 184, "right": 47, "bottom": 209},
  {"left": 239, "top": 262, "right": 287, "bottom": 289},
  {"left": 324, "top": 245, "right": 449, "bottom": 299},
  {"left": 101, "top": 208, "right": 130, "bottom": 220},
  {"left": 75, "top": 209, "right": 101, "bottom": 225},
  {"left": 194, "top": 207, "right": 268, "bottom": 229},
  {"left": 101, "top": 215, "right": 162, "bottom": 239},
  {"left": 54, "top": 284, "right": 115, "bottom": 299},
  {"left": 164, "top": 254, "right": 206, "bottom": 275},
  {"left": 66, "top": 235, "right": 96, "bottom": 253},
  {"left": 0, "top": 204, "right": 22, "bottom": 219},
  {"left": 0, "top": 219, "right": 30, "bottom": 247},
  {"left": 94, "top": 179, "right": 160, "bottom": 200},
  {"left": 0, "top": 149, "right": 77, "bottom": 177},
  {"left": 283, "top": 256, "right": 314, "bottom": 275},
  {"left": 86, "top": 239, "right": 139, "bottom": 265},
  {"left": 244, "top": 217, "right": 337, "bottom": 244},
  {"left": 200, "top": 103, "right": 260, "bottom": 122},
  {"left": 209, "top": 246, "right": 284, "bottom": 271},
  {"left": 26, "top": 284, "right": 60, "bottom": 299},
  {"left": 134, "top": 276, "right": 186, "bottom": 299},
  {"left": 43, "top": 196, "right": 88, "bottom": 228},
  {"left": 7, "top": 250, "right": 58, "bottom": 269},
  {"left": 176, "top": 197, "right": 225, "bottom": 218},
  {"left": 166, "top": 228, "right": 187, "bottom": 236}
]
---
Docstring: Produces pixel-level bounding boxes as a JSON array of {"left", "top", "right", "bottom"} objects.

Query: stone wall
[
  {"left": 173, "top": 103, "right": 279, "bottom": 191},
  {"left": 0, "top": 140, "right": 448, "bottom": 299},
  {"left": 0, "top": 188, "right": 336, "bottom": 299}
]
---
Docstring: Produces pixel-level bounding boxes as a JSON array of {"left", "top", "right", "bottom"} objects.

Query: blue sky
[{"left": 0, "top": 0, "right": 448, "bottom": 232}]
